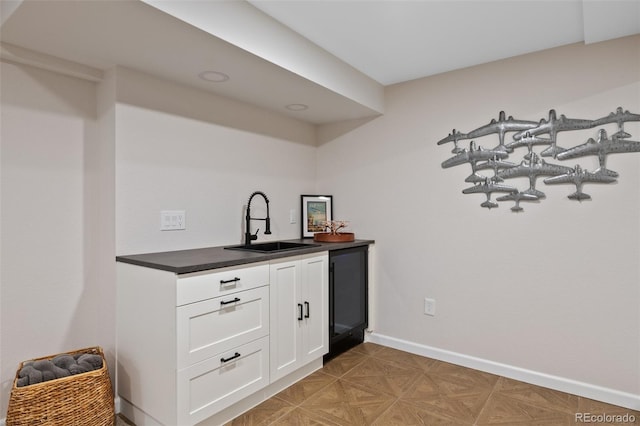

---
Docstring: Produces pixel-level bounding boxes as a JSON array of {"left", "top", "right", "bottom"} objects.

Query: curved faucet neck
[{"left": 248, "top": 191, "right": 269, "bottom": 207}]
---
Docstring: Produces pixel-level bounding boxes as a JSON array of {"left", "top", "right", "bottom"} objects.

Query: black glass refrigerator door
[{"left": 328, "top": 246, "right": 368, "bottom": 359}]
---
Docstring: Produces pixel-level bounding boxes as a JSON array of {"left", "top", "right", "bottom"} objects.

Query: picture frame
[{"left": 300, "top": 195, "right": 333, "bottom": 238}]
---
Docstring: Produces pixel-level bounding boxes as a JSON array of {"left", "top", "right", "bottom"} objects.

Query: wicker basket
[{"left": 6, "top": 346, "right": 114, "bottom": 426}]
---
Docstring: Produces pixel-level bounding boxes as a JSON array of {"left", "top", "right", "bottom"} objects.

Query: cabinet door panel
[
  {"left": 177, "top": 286, "right": 269, "bottom": 368},
  {"left": 301, "top": 254, "right": 329, "bottom": 362},
  {"left": 269, "top": 259, "right": 301, "bottom": 382},
  {"left": 177, "top": 336, "right": 269, "bottom": 426}
]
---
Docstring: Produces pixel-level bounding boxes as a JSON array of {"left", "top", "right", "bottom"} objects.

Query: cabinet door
[
  {"left": 269, "top": 258, "right": 302, "bottom": 382},
  {"left": 300, "top": 254, "right": 329, "bottom": 363}
]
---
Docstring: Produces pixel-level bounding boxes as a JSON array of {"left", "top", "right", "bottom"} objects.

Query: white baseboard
[{"left": 366, "top": 332, "right": 640, "bottom": 411}]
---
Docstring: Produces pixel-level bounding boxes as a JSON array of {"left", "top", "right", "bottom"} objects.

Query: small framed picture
[{"left": 301, "top": 195, "right": 333, "bottom": 238}]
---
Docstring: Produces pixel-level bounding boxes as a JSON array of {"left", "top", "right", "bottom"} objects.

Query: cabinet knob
[
  {"left": 220, "top": 277, "right": 240, "bottom": 285},
  {"left": 297, "top": 303, "right": 303, "bottom": 321},
  {"left": 304, "top": 301, "right": 310, "bottom": 318}
]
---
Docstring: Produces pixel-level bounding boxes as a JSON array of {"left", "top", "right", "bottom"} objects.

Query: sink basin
[{"left": 225, "top": 241, "right": 320, "bottom": 253}]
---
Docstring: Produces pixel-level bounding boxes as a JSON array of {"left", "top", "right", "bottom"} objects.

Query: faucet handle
[{"left": 250, "top": 229, "right": 259, "bottom": 240}]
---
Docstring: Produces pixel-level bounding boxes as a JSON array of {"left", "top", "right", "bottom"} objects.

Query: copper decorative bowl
[{"left": 313, "top": 232, "right": 355, "bottom": 243}]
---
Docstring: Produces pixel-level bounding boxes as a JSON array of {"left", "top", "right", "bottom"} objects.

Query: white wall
[
  {"left": 114, "top": 67, "right": 318, "bottom": 255},
  {"left": 317, "top": 35, "right": 640, "bottom": 405},
  {"left": 2, "top": 34, "right": 639, "bottom": 419},
  {"left": 0, "top": 62, "right": 111, "bottom": 416},
  {"left": 0, "top": 63, "right": 318, "bottom": 418}
]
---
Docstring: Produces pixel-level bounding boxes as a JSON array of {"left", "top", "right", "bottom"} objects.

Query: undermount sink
[{"left": 224, "top": 241, "right": 320, "bottom": 253}]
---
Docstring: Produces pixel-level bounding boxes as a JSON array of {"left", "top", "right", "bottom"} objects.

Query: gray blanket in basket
[{"left": 17, "top": 353, "right": 103, "bottom": 387}]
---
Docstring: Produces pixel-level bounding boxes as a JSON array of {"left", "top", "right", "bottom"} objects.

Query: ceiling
[
  {"left": 249, "top": 0, "right": 640, "bottom": 85},
  {"left": 1, "top": 0, "right": 639, "bottom": 124}
]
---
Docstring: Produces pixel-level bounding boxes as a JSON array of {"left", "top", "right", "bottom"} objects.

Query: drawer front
[
  {"left": 177, "top": 286, "right": 269, "bottom": 368},
  {"left": 177, "top": 262, "right": 269, "bottom": 306},
  {"left": 177, "top": 336, "right": 269, "bottom": 426}
]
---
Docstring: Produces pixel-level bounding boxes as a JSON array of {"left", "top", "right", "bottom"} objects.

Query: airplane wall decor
[{"left": 437, "top": 107, "right": 640, "bottom": 211}]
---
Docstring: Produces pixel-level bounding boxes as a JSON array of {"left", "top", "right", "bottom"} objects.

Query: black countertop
[{"left": 116, "top": 238, "right": 374, "bottom": 274}]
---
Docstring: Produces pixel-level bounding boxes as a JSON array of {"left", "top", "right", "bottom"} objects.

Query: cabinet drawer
[
  {"left": 177, "top": 336, "right": 269, "bottom": 426},
  {"left": 177, "top": 285, "right": 269, "bottom": 368},
  {"left": 177, "top": 262, "right": 269, "bottom": 306}
]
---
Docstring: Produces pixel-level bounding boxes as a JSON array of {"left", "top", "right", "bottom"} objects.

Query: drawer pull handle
[
  {"left": 220, "top": 297, "right": 240, "bottom": 306},
  {"left": 220, "top": 277, "right": 240, "bottom": 285},
  {"left": 220, "top": 352, "right": 241, "bottom": 363},
  {"left": 304, "top": 301, "right": 310, "bottom": 318},
  {"left": 297, "top": 303, "right": 303, "bottom": 321}
]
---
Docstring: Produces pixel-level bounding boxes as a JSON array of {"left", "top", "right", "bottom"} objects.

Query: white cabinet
[
  {"left": 117, "top": 251, "right": 328, "bottom": 426},
  {"left": 117, "top": 261, "right": 270, "bottom": 426},
  {"left": 269, "top": 253, "right": 328, "bottom": 382}
]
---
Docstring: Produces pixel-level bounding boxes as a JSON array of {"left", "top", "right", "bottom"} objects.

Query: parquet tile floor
[{"left": 228, "top": 343, "right": 640, "bottom": 426}]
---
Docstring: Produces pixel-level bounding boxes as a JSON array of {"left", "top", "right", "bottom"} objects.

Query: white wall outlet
[
  {"left": 424, "top": 298, "right": 436, "bottom": 316},
  {"left": 160, "top": 210, "right": 186, "bottom": 231},
  {"left": 289, "top": 208, "right": 297, "bottom": 224}
]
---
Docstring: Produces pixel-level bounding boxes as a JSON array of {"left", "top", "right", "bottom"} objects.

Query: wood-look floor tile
[
  {"left": 372, "top": 400, "right": 473, "bottom": 426},
  {"left": 322, "top": 350, "right": 368, "bottom": 377},
  {"left": 370, "top": 346, "right": 439, "bottom": 372},
  {"left": 400, "top": 372, "right": 494, "bottom": 424},
  {"left": 398, "top": 372, "right": 442, "bottom": 399},
  {"left": 228, "top": 344, "right": 640, "bottom": 426},
  {"left": 275, "top": 370, "right": 337, "bottom": 406},
  {"left": 300, "top": 378, "right": 396, "bottom": 425},
  {"left": 268, "top": 407, "right": 342, "bottom": 425},
  {"left": 492, "top": 377, "right": 579, "bottom": 415},
  {"left": 349, "top": 342, "right": 385, "bottom": 357},
  {"left": 229, "top": 396, "right": 294, "bottom": 426},
  {"left": 428, "top": 365, "right": 499, "bottom": 397},
  {"left": 342, "top": 356, "right": 423, "bottom": 397},
  {"left": 429, "top": 361, "right": 500, "bottom": 388},
  {"left": 476, "top": 392, "right": 573, "bottom": 425}
]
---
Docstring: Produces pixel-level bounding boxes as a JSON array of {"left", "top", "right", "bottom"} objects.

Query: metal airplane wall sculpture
[
  {"left": 495, "top": 153, "right": 573, "bottom": 199},
  {"left": 437, "top": 107, "right": 640, "bottom": 211},
  {"left": 591, "top": 107, "right": 640, "bottom": 139},
  {"left": 513, "top": 110, "right": 593, "bottom": 159},
  {"left": 462, "top": 178, "right": 517, "bottom": 209},
  {"left": 556, "top": 129, "right": 640, "bottom": 177},
  {"left": 441, "top": 141, "right": 509, "bottom": 183},
  {"left": 544, "top": 165, "right": 617, "bottom": 201}
]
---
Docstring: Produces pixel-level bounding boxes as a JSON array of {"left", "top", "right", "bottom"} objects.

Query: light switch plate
[{"left": 161, "top": 210, "right": 186, "bottom": 231}]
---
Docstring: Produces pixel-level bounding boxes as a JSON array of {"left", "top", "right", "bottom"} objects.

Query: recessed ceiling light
[
  {"left": 198, "top": 71, "right": 230, "bottom": 82},
  {"left": 285, "top": 103, "right": 309, "bottom": 111}
]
